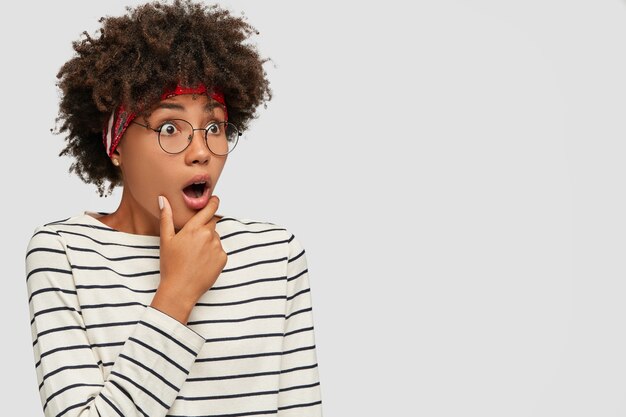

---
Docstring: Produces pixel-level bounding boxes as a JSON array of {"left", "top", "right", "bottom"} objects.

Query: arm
[
  {"left": 26, "top": 226, "right": 205, "bottom": 417},
  {"left": 277, "top": 234, "right": 323, "bottom": 416}
]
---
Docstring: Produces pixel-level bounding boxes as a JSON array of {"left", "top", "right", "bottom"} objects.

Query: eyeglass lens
[{"left": 157, "top": 119, "right": 239, "bottom": 155}]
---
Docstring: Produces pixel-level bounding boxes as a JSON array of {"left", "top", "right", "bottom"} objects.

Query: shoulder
[
  {"left": 25, "top": 216, "right": 86, "bottom": 279},
  {"left": 31, "top": 212, "right": 108, "bottom": 236},
  {"left": 29, "top": 213, "right": 162, "bottom": 252},
  {"left": 28, "top": 213, "right": 94, "bottom": 242},
  {"left": 26, "top": 214, "right": 85, "bottom": 249},
  {"left": 216, "top": 215, "right": 305, "bottom": 258},
  {"left": 216, "top": 215, "right": 291, "bottom": 241}
]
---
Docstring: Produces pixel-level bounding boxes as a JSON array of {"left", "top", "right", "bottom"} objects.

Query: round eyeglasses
[{"left": 131, "top": 119, "right": 241, "bottom": 155}]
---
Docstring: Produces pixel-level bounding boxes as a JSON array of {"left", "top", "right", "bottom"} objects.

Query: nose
[{"left": 185, "top": 129, "right": 210, "bottom": 165}]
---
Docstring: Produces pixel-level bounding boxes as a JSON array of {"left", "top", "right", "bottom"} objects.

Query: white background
[{"left": 3, "top": 0, "right": 626, "bottom": 415}]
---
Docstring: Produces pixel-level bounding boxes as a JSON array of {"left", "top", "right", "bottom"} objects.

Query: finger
[
  {"left": 159, "top": 195, "right": 175, "bottom": 240},
  {"left": 186, "top": 195, "right": 220, "bottom": 229}
]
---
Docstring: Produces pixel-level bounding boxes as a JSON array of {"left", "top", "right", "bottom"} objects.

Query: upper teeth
[{"left": 194, "top": 181, "right": 205, "bottom": 185}]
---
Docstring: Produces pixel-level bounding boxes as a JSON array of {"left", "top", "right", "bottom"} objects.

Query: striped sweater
[{"left": 25, "top": 212, "right": 322, "bottom": 417}]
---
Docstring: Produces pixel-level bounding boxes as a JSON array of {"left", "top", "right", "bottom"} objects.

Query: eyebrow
[
  {"left": 156, "top": 102, "right": 186, "bottom": 110},
  {"left": 155, "top": 102, "right": 222, "bottom": 112}
]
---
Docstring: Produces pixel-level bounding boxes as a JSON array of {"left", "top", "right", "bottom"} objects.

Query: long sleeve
[
  {"left": 277, "top": 233, "right": 323, "bottom": 416},
  {"left": 26, "top": 226, "right": 206, "bottom": 417}
]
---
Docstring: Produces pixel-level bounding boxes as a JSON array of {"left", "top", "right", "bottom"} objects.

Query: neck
[{"left": 99, "top": 187, "right": 161, "bottom": 236}]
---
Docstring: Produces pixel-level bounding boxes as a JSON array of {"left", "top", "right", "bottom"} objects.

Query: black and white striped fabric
[{"left": 25, "top": 212, "right": 322, "bottom": 417}]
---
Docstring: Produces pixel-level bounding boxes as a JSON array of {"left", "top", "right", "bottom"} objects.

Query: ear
[{"left": 111, "top": 147, "right": 122, "bottom": 167}]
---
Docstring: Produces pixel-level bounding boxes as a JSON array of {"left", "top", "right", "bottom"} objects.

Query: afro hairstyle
[{"left": 55, "top": 0, "right": 272, "bottom": 196}]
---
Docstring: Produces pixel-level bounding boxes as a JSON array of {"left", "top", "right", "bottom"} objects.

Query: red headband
[{"left": 103, "top": 83, "right": 227, "bottom": 157}]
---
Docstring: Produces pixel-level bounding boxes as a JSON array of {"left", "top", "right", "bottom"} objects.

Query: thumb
[{"left": 158, "top": 195, "right": 175, "bottom": 240}]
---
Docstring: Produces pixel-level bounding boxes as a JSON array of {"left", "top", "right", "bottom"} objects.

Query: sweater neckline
[
  {"left": 81, "top": 211, "right": 162, "bottom": 242},
  {"left": 79, "top": 211, "right": 232, "bottom": 242},
  {"left": 80, "top": 210, "right": 230, "bottom": 242}
]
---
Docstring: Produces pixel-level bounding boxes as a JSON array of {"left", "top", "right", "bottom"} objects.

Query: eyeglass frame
[{"left": 130, "top": 118, "right": 241, "bottom": 156}]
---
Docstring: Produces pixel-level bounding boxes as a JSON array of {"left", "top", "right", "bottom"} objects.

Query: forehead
[
  {"left": 153, "top": 94, "right": 224, "bottom": 112},
  {"left": 139, "top": 95, "right": 226, "bottom": 122}
]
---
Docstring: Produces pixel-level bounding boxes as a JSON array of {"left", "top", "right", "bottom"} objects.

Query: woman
[{"left": 24, "top": 1, "right": 322, "bottom": 416}]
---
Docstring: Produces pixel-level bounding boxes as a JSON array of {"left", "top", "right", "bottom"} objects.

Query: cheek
[
  {"left": 122, "top": 151, "right": 173, "bottom": 212},
  {"left": 126, "top": 168, "right": 165, "bottom": 208}
]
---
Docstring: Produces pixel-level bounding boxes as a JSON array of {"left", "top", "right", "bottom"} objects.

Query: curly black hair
[{"left": 55, "top": 0, "right": 271, "bottom": 196}]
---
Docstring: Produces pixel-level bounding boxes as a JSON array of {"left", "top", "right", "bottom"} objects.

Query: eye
[
  {"left": 158, "top": 121, "right": 180, "bottom": 136},
  {"left": 206, "top": 122, "right": 222, "bottom": 135}
]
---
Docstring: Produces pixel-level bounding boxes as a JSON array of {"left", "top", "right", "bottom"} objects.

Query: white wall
[{"left": 4, "top": 1, "right": 626, "bottom": 415}]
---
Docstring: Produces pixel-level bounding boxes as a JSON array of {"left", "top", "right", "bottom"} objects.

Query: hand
[{"left": 150, "top": 195, "right": 228, "bottom": 324}]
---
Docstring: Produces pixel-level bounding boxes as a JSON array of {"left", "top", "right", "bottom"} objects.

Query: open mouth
[
  {"left": 183, "top": 181, "right": 207, "bottom": 198},
  {"left": 181, "top": 177, "right": 211, "bottom": 210}
]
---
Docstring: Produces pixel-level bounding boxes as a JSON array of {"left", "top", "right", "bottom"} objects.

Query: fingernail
[{"left": 158, "top": 196, "right": 164, "bottom": 210}]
